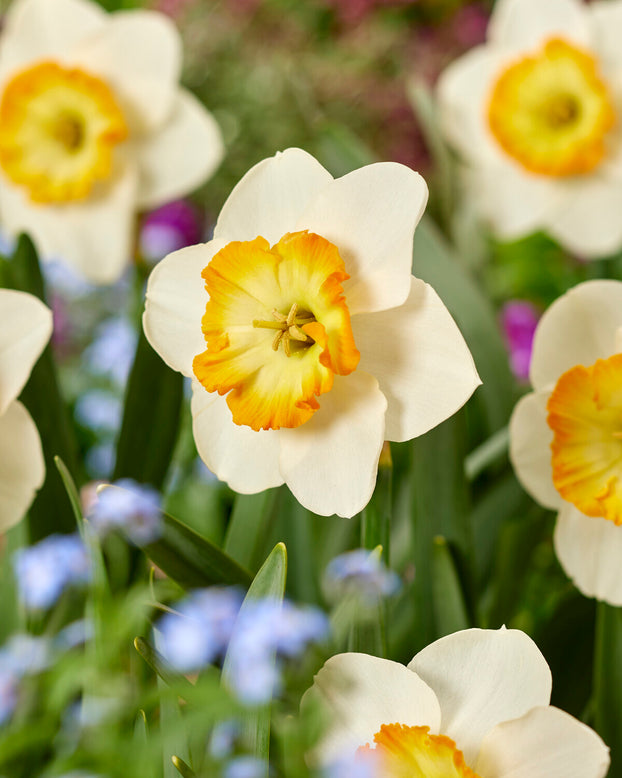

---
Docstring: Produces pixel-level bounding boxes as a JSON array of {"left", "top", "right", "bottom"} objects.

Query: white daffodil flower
[
  {"left": 143, "top": 148, "right": 480, "bottom": 518},
  {"left": 303, "top": 628, "right": 609, "bottom": 778},
  {"left": 0, "top": 289, "right": 52, "bottom": 531},
  {"left": 437, "top": 0, "right": 622, "bottom": 258},
  {"left": 510, "top": 280, "right": 622, "bottom": 605},
  {"left": 0, "top": 0, "right": 224, "bottom": 284}
]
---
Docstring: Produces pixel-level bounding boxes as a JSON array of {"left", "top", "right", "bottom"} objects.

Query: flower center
[
  {"left": 487, "top": 38, "right": 615, "bottom": 177},
  {"left": 192, "top": 230, "right": 360, "bottom": 432},
  {"left": 356, "top": 724, "right": 481, "bottom": 778},
  {"left": 547, "top": 353, "right": 622, "bottom": 523},
  {"left": 0, "top": 62, "right": 128, "bottom": 203}
]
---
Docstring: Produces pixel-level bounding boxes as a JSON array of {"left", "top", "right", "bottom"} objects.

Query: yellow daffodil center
[
  {"left": 488, "top": 38, "right": 615, "bottom": 176},
  {"left": 192, "top": 230, "right": 360, "bottom": 432},
  {"left": 356, "top": 724, "right": 481, "bottom": 778},
  {"left": 547, "top": 353, "right": 622, "bottom": 524},
  {"left": 0, "top": 62, "right": 128, "bottom": 203}
]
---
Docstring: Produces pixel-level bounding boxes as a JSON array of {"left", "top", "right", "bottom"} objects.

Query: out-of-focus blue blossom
[
  {"left": 223, "top": 756, "right": 268, "bottom": 778},
  {"left": 323, "top": 753, "right": 382, "bottom": 778},
  {"left": 41, "top": 258, "right": 95, "bottom": 297},
  {"left": 85, "top": 442, "right": 116, "bottom": 480},
  {"left": 84, "top": 317, "right": 137, "bottom": 387},
  {"left": 54, "top": 619, "right": 94, "bottom": 651},
  {"left": 13, "top": 534, "right": 91, "bottom": 610},
  {"left": 88, "top": 480, "right": 163, "bottom": 545},
  {"left": 500, "top": 300, "right": 540, "bottom": 383},
  {"left": 74, "top": 390, "right": 123, "bottom": 433},
  {"left": 0, "top": 635, "right": 50, "bottom": 676},
  {"left": 139, "top": 200, "right": 202, "bottom": 265},
  {"left": 209, "top": 720, "right": 240, "bottom": 759},
  {"left": 225, "top": 599, "right": 329, "bottom": 705},
  {"left": 158, "top": 588, "right": 244, "bottom": 673},
  {"left": 323, "top": 549, "right": 401, "bottom": 606},
  {"left": 0, "top": 231, "right": 15, "bottom": 257},
  {"left": 0, "top": 671, "right": 18, "bottom": 726}
]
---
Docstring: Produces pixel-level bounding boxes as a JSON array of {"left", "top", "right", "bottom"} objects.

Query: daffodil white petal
[
  {"left": 190, "top": 382, "right": 284, "bottom": 494},
  {"left": 509, "top": 390, "right": 562, "bottom": 511},
  {"left": 278, "top": 372, "right": 386, "bottom": 518},
  {"left": 213, "top": 148, "right": 334, "bottom": 245},
  {"left": 143, "top": 239, "right": 228, "bottom": 378},
  {"left": 0, "top": 400, "right": 45, "bottom": 533},
  {"left": 0, "top": 290, "right": 51, "bottom": 416},
  {"left": 0, "top": 163, "right": 138, "bottom": 285},
  {"left": 135, "top": 90, "right": 224, "bottom": 209},
  {"left": 586, "top": 1, "right": 622, "bottom": 75},
  {"left": 0, "top": 0, "right": 106, "bottom": 81},
  {"left": 476, "top": 705, "right": 610, "bottom": 778},
  {"left": 529, "top": 280, "right": 622, "bottom": 391},
  {"left": 544, "top": 176, "right": 622, "bottom": 259},
  {"left": 298, "top": 163, "right": 428, "bottom": 315},
  {"left": 488, "top": 0, "right": 591, "bottom": 53},
  {"left": 470, "top": 161, "right": 562, "bottom": 240},
  {"left": 352, "top": 277, "right": 480, "bottom": 442},
  {"left": 554, "top": 505, "right": 622, "bottom": 606},
  {"left": 436, "top": 46, "right": 505, "bottom": 163},
  {"left": 71, "top": 10, "right": 181, "bottom": 133},
  {"left": 302, "top": 653, "right": 441, "bottom": 766},
  {"left": 408, "top": 628, "right": 552, "bottom": 765}
]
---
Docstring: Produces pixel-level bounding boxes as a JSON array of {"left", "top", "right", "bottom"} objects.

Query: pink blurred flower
[
  {"left": 501, "top": 300, "right": 540, "bottom": 382},
  {"left": 139, "top": 200, "right": 203, "bottom": 265}
]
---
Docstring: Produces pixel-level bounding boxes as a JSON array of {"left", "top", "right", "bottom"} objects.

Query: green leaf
[
  {"left": 172, "top": 756, "right": 197, "bottom": 778},
  {"left": 412, "top": 217, "right": 516, "bottom": 435},
  {"left": 54, "top": 455, "right": 84, "bottom": 526},
  {"left": 143, "top": 512, "right": 253, "bottom": 590},
  {"left": 432, "top": 536, "right": 471, "bottom": 636},
  {"left": 594, "top": 602, "right": 622, "bottom": 776},
  {"left": 2, "top": 234, "right": 81, "bottom": 540},
  {"left": 222, "top": 543, "right": 288, "bottom": 771},
  {"left": 134, "top": 636, "right": 195, "bottom": 695},
  {"left": 113, "top": 329, "right": 183, "bottom": 489}
]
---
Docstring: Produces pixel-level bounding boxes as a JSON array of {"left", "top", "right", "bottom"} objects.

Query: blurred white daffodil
[
  {"left": 0, "top": 0, "right": 223, "bottom": 283},
  {"left": 510, "top": 280, "right": 622, "bottom": 605},
  {"left": 438, "top": 0, "right": 622, "bottom": 258},
  {"left": 143, "top": 148, "right": 480, "bottom": 518},
  {"left": 0, "top": 289, "right": 52, "bottom": 530},
  {"left": 303, "top": 628, "right": 609, "bottom": 778}
]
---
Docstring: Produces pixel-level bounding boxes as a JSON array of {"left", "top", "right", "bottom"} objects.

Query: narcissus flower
[
  {"left": 303, "top": 628, "right": 609, "bottom": 778},
  {"left": 0, "top": 288, "right": 52, "bottom": 531},
  {"left": 510, "top": 280, "right": 622, "bottom": 605},
  {"left": 437, "top": 0, "right": 622, "bottom": 257},
  {"left": 0, "top": 0, "right": 223, "bottom": 283},
  {"left": 143, "top": 148, "right": 479, "bottom": 517}
]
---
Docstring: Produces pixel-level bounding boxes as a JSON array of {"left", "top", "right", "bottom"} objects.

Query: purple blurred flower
[
  {"left": 89, "top": 480, "right": 162, "bottom": 545},
  {"left": 500, "top": 301, "right": 540, "bottom": 382},
  {"left": 139, "top": 200, "right": 202, "bottom": 265},
  {"left": 84, "top": 317, "right": 137, "bottom": 386},
  {"left": 13, "top": 534, "right": 91, "bottom": 610},
  {"left": 0, "top": 671, "right": 18, "bottom": 726},
  {"left": 158, "top": 588, "right": 244, "bottom": 672},
  {"left": 324, "top": 549, "right": 400, "bottom": 605}
]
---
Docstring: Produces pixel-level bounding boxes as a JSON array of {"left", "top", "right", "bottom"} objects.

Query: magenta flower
[{"left": 500, "top": 301, "right": 540, "bottom": 382}]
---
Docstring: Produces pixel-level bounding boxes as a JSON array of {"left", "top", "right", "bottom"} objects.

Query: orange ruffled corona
[
  {"left": 357, "top": 724, "right": 481, "bottom": 778},
  {"left": 488, "top": 38, "right": 615, "bottom": 177},
  {"left": 547, "top": 353, "right": 622, "bottom": 524},
  {"left": 0, "top": 61, "right": 127, "bottom": 203},
  {"left": 193, "top": 230, "right": 360, "bottom": 432}
]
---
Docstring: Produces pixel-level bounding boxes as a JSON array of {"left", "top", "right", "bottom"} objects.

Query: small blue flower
[
  {"left": 223, "top": 756, "right": 268, "bottom": 778},
  {"left": 0, "top": 670, "right": 18, "bottom": 727},
  {"left": 13, "top": 534, "right": 91, "bottom": 610},
  {"left": 324, "top": 549, "right": 400, "bottom": 605},
  {"left": 84, "top": 317, "right": 137, "bottom": 387},
  {"left": 89, "top": 480, "right": 162, "bottom": 545},
  {"left": 74, "top": 390, "right": 123, "bottom": 433},
  {"left": 158, "top": 588, "right": 243, "bottom": 673},
  {"left": 0, "top": 635, "right": 50, "bottom": 676},
  {"left": 209, "top": 720, "right": 240, "bottom": 759},
  {"left": 323, "top": 755, "right": 381, "bottom": 778}
]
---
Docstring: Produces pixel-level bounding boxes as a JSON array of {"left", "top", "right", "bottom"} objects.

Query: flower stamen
[{"left": 253, "top": 302, "right": 317, "bottom": 356}]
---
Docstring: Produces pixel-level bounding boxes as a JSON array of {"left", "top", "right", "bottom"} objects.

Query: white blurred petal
[
  {"left": 591, "top": 1, "right": 622, "bottom": 74},
  {"left": 352, "top": 277, "right": 479, "bottom": 442},
  {"left": 135, "top": 90, "right": 224, "bottom": 209},
  {"left": 279, "top": 371, "right": 386, "bottom": 518},
  {"left": 0, "top": 289, "right": 52, "bottom": 416},
  {"left": 476, "top": 705, "right": 610, "bottom": 778},
  {"left": 554, "top": 505, "right": 622, "bottom": 606},
  {"left": 0, "top": 400, "right": 45, "bottom": 533},
  {"left": 488, "top": 0, "right": 591, "bottom": 52},
  {"left": 302, "top": 652, "right": 441, "bottom": 766},
  {"left": 408, "top": 628, "right": 552, "bottom": 765}
]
